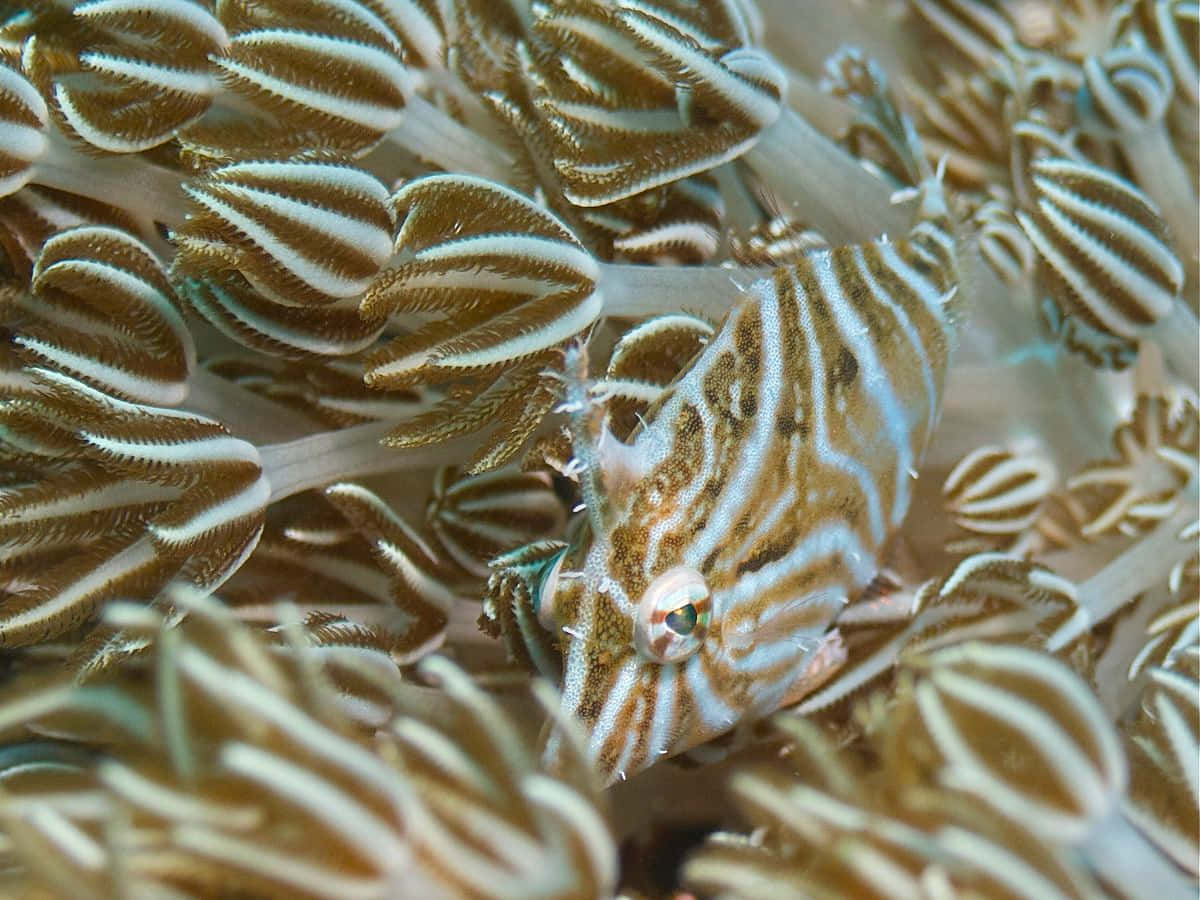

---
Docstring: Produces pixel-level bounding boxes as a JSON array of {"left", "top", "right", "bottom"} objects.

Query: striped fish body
[{"left": 539, "top": 191, "right": 960, "bottom": 781}]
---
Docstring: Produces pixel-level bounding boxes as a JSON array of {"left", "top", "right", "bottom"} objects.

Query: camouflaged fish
[{"left": 486, "top": 167, "right": 962, "bottom": 781}]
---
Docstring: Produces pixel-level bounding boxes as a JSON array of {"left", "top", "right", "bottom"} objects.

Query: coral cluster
[{"left": 0, "top": 0, "right": 1194, "bottom": 897}]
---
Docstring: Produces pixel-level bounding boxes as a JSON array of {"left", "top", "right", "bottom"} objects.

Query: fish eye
[{"left": 635, "top": 566, "right": 711, "bottom": 664}]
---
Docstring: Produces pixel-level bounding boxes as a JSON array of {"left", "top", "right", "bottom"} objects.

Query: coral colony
[{"left": 0, "top": 0, "right": 1195, "bottom": 897}]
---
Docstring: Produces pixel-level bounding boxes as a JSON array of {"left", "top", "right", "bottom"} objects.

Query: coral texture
[{"left": 0, "top": 0, "right": 1195, "bottom": 897}]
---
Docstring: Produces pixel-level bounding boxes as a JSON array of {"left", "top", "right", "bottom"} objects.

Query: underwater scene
[{"left": 0, "top": 0, "right": 1195, "bottom": 897}]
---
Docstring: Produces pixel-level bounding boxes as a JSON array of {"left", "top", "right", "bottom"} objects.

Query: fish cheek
[
  {"left": 598, "top": 589, "right": 635, "bottom": 654},
  {"left": 606, "top": 522, "right": 651, "bottom": 598},
  {"left": 573, "top": 632, "right": 635, "bottom": 727}
]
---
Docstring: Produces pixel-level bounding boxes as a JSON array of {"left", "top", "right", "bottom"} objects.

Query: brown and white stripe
[
  {"left": 943, "top": 445, "right": 1056, "bottom": 537},
  {"left": 534, "top": 178, "right": 960, "bottom": 780},
  {"left": 426, "top": 466, "right": 566, "bottom": 579},
  {"left": 1017, "top": 157, "right": 1182, "bottom": 346}
]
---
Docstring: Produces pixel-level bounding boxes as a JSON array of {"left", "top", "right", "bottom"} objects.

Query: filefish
[{"left": 488, "top": 169, "right": 961, "bottom": 784}]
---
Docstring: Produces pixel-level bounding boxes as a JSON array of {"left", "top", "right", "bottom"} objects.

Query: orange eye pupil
[{"left": 665, "top": 603, "right": 697, "bottom": 635}]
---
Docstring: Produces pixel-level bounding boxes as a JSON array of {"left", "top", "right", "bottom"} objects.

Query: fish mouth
[{"left": 478, "top": 540, "right": 569, "bottom": 682}]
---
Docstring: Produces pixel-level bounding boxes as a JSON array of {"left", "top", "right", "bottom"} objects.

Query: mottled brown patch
[
  {"left": 733, "top": 307, "right": 762, "bottom": 372},
  {"left": 578, "top": 697, "right": 604, "bottom": 723},
  {"left": 701, "top": 351, "right": 737, "bottom": 407},
  {"left": 607, "top": 524, "right": 650, "bottom": 599},
  {"left": 656, "top": 532, "right": 685, "bottom": 563},
  {"left": 735, "top": 536, "right": 794, "bottom": 575},
  {"left": 739, "top": 390, "right": 757, "bottom": 419},
  {"left": 829, "top": 345, "right": 858, "bottom": 390}
]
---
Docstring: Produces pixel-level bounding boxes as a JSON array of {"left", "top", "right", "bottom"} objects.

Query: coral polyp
[{"left": 0, "top": 0, "right": 1194, "bottom": 897}]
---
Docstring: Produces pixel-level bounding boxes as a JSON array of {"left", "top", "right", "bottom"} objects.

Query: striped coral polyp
[{"left": 0, "top": 1, "right": 1195, "bottom": 897}]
